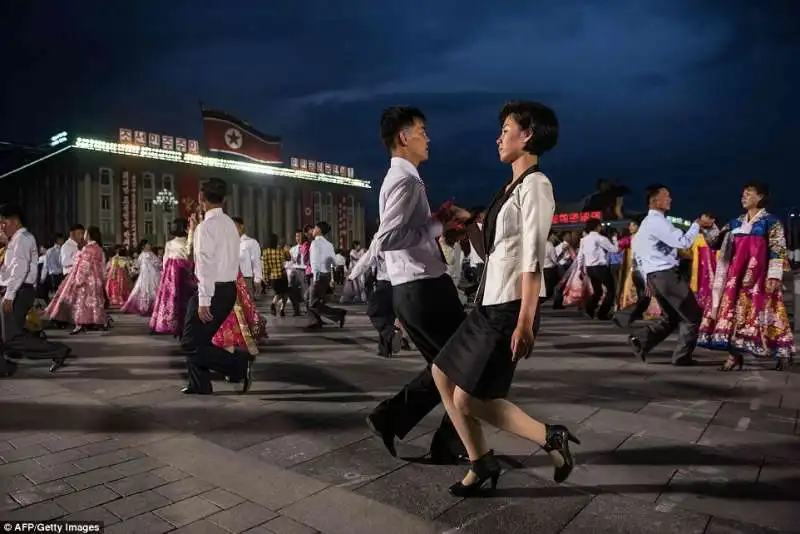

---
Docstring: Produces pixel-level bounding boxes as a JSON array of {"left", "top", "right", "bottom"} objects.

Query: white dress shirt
[
  {"left": 439, "top": 237, "right": 464, "bottom": 286},
  {"left": 289, "top": 243, "right": 306, "bottom": 270},
  {"left": 543, "top": 241, "right": 558, "bottom": 269},
  {"left": 309, "top": 235, "right": 335, "bottom": 279},
  {"left": 60, "top": 238, "right": 79, "bottom": 275},
  {"left": 632, "top": 209, "right": 700, "bottom": 277},
  {"left": 193, "top": 208, "right": 240, "bottom": 307},
  {"left": 0, "top": 228, "right": 38, "bottom": 301},
  {"left": 238, "top": 234, "right": 263, "bottom": 283},
  {"left": 349, "top": 238, "right": 390, "bottom": 282},
  {"left": 45, "top": 244, "right": 62, "bottom": 275},
  {"left": 578, "top": 232, "right": 618, "bottom": 267},
  {"left": 374, "top": 157, "right": 446, "bottom": 286}
]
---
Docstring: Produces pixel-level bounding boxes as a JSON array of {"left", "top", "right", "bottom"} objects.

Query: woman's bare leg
[
  {"left": 432, "top": 365, "right": 490, "bottom": 484},
  {"left": 460, "top": 394, "right": 546, "bottom": 445}
]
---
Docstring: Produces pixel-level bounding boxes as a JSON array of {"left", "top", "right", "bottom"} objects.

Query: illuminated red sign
[{"left": 551, "top": 211, "right": 602, "bottom": 225}]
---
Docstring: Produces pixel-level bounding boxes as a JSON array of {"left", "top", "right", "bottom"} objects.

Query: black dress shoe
[
  {"left": 628, "top": 335, "right": 646, "bottom": 362},
  {"left": 338, "top": 311, "right": 347, "bottom": 328},
  {"left": 365, "top": 412, "right": 397, "bottom": 457},
  {"left": 49, "top": 349, "right": 71, "bottom": 373},
  {"left": 180, "top": 386, "right": 212, "bottom": 395},
  {"left": 672, "top": 358, "right": 696, "bottom": 367},
  {"left": 240, "top": 357, "right": 253, "bottom": 394}
]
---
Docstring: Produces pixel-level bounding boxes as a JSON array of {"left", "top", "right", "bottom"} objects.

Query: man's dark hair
[
  {"left": 86, "top": 225, "right": 102, "bottom": 245},
  {"left": 498, "top": 101, "right": 559, "bottom": 155},
  {"left": 316, "top": 221, "right": 330, "bottom": 235},
  {"left": 201, "top": 177, "right": 227, "bottom": 204},
  {"left": 268, "top": 233, "right": 279, "bottom": 248},
  {"left": 0, "top": 203, "right": 25, "bottom": 226},
  {"left": 380, "top": 106, "right": 426, "bottom": 151},
  {"left": 231, "top": 216, "right": 244, "bottom": 226},
  {"left": 645, "top": 184, "right": 669, "bottom": 205},
  {"left": 53, "top": 232, "right": 65, "bottom": 242},
  {"left": 69, "top": 223, "right": 84, "bottom": 232},
  {"left": 303, "top": 224, "right": 314, "bottom": 233},
  {"left": 743, "top": 182, "right": 769, "bottom": 208},
  {"left": 585, "top": 218, "right": 602, "bottom": 232},
  {"left": 170, "top": 218, "right": 188, "bottom": 238}
]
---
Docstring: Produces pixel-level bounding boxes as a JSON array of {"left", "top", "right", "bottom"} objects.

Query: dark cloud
[{"left": 1, "top": 0, "right": 798, "bottom": 218}]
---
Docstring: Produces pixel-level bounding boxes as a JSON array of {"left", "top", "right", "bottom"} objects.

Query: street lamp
[{"left": 153, "top": 188, "right": 178, "bottom": 245}]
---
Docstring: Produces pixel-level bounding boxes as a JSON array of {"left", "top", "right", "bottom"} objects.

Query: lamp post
[{"left": 153, "top": 188, "right": 178, "bottom": 245}]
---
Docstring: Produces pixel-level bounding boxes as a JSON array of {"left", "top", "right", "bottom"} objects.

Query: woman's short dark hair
[
  {"left": 380, "top": 106, "right": 426, "bottom": 151},
  {"left": 499, "top": 101, "right": 559, "bottom": 155},
  {"left": 268, "top": 233, "right": 279, "bottom": 248},
  {"left": 170, "top": 218, "right": 188, "bottom": 238},
  {"left": 201, "top": 178, "right": 227, "bottom": 204},
  {"left": 743, "top": 182, "right": 769, "bottom": 208},
  {"left": 86, "top": 225, "right": 102, "bottom": 245}
]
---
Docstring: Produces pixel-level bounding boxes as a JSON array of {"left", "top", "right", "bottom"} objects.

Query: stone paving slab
[{"left": 0, "top": 303, "right": 798, "bottom": 533}]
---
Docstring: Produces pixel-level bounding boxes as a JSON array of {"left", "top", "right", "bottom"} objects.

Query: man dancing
[{"left": 366, "top": 106, "right": 469, "bottom": 463}]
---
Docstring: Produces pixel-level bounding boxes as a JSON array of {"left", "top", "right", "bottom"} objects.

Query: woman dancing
[
  {"left": 45, "top": 226, "right": 107, "bottom": 335},
  {"left": 698, "top": 183, "right": 794, "bottom": 371},
  {"left": 105, "top": 247, "right": 132, "bottom": 308},
  {"left": 432, "top": 101, "right": 579, "bottom": 496},
  {"left": 121, "top": 242, "right": 161, "bottom": 315},
  {"left": 150, "top": 218, "right": 196, "bottom": 337}
]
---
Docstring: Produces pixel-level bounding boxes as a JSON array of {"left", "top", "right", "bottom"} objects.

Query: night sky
[{"left": 2, "top": 1, "right": 799, "bottom": 220}]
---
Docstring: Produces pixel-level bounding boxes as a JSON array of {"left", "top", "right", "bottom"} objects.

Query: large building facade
[{"left": 0, "top": 136, "right": 370, "bottom": 249}]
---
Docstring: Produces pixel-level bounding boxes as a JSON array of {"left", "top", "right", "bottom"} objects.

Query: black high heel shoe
[
  {"left": 448, "top": 450, "right": 501, "bottom": 497},
  {"left": 543, "top": 424, "right": 580, "bottom": 483}
]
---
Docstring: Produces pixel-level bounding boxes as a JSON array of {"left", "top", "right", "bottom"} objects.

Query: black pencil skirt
[{"left": 434, "top": 299, "right": 529, "bottom": 400}]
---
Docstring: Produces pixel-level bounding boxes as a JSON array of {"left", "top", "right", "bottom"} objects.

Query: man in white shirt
[
  {"left": 350, "top": 237, "right": 407, "bottom": 357},
  {"left": 366, "top": 106, "right": 469, "bottom": 464},
  {"left": 630, "top": 184, "right": 714, "bottom": 366},
  {"left": 181, "top": 178, "right": 253, "bottom": 394},
  {"left": 577, "top": 218, "right": 619, "bottom": 319},
  {"left": 59, "top": 224, "right": 83, "bottom": 276},
  {"left": 0, "top": 204, "right": 71, "bottom": 376},
  {"left": 43, "top": 233, "right": 64, "bottom": 300},
  {"left": 231, "top": 217, "right": 262, "bottom": 299},
  {"left": 307, "top": 221, "right": 346, "bottom": 329},
  {"left": 542, "top": 232, "right": 560, "bottom": 299},
  {"left": 287, "top": 230, "right": 307, "bottom": 315}
]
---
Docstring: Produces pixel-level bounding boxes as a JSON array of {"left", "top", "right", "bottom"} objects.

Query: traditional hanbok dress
[
  {"left": 697, "top": 210, "right": 794, "bottom": 368},
  {"left": 121, "top": 251, "right": 161, "bottom": 315},
  {"left": 212, "top": 272, "right": 267, "bottom": 355},
  {"left": 560, "top": 254, "right": 591, "bottom": 308},
  {"left": 105, "top": 255, "right": 131, "bottom": 308},
  {"left": 688, "top": 234, "right": 717, "bottom": 310},
  {"left": 616, "top": 235, "right": 661, "bottom": 317},
  {"left": 149, "top": 236, "right": 195, "bottom": 336},
  {"left": 45, "top": 241, "right": 106, "bottom": 327}
]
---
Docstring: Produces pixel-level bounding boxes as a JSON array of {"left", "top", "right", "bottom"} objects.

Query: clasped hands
[{"left": 432, "top": 201, "right": 472, "bottom": 232}]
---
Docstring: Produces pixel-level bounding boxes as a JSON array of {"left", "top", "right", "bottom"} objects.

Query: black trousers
[
  {"left": 586, "top": 265, "right": 615, "bottom": 319},
  {"left": 181, "top": 282, "right": 249, "bottom": 392},
  {"left": 367, "top": 280, "right": 395, "bottom": 357},
  {"left": 613, "top": 270, "right": 652, "bottom": 327},
  {"left": 308, "top": 273, "right": 345, "bottom": 326},
  {"left": 634, "top": 268, "right": 701, "bottom": 363},
  {"left": 374, "top": 274, "right": 466, "bottom": 453},
  {"left": 1, "top": 284, "right": 69, "bottom": 369},
  {"left": 543, "top": 267, "right": 559, "bottom": 299}
]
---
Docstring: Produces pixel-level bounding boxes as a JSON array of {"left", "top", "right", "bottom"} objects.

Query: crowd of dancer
[{"left": 0, "top": 99, "right": 795, "bottom": 498}]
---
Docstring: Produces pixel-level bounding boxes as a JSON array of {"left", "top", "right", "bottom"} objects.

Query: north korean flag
[{"left": 201, "top": 107, "right": 282, "bottom": 164}]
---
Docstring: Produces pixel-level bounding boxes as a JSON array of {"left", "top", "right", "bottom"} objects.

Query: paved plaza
[{"left": 0, "top": 301, "right": 798, "bottom": 534}]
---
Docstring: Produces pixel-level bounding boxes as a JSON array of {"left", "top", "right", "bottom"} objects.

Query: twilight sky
[{"left": 1, "top": 0, "right": 798, "bottom": 219}]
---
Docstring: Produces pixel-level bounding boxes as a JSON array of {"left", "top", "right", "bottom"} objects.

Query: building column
[
  {"left": 258, "top": 188, "right": 269, "bottom": 242},
  {"left": 271, "top": 187, "right": 283, "bottom": 241},
  {"left": 284, "top": 188, "right": 295, "bottom": 245}
]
